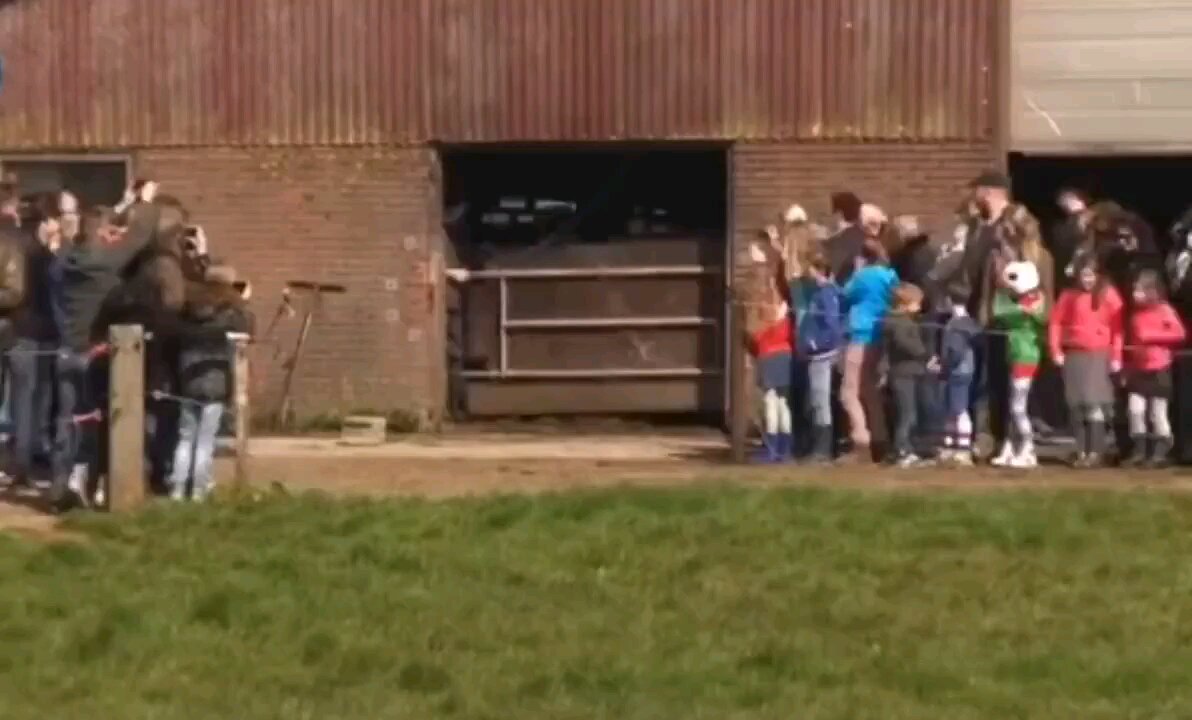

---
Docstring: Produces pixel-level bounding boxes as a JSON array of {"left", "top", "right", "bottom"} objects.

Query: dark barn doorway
[
  {"left": 0, "top": 156, "right": 129, "bottom": 208},
  {"left": 441, "top": 145, "right": 729, "bottom": 422},
  {"left": 1009, "top": 153, "right": 1192, "bottom": 256}
]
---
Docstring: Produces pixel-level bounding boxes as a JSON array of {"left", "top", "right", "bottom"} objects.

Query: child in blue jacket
[
  {"left": 797, "top": 251, "right": 845, "bottom": 462},
  {"left": 840, "top": 239, "right": 899, "bottom": 461}
]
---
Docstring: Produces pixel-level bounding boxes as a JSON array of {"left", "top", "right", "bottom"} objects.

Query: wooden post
[
  {"left": 230, "top": 333, "right": 251, "bottom": 487},
  {"left": 108, "top": 325, "right": 146, "bottom": 512},
  {"left": 728, "top": 299, "right": 748, "bottom": 464}
]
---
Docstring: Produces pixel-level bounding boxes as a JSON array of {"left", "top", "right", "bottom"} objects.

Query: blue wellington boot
[
  {"left": 751, "top": 434, "right": 783, "bottom": 464},
  {"left": 777, "top": 433, "right": 795, "bottom": 462}
]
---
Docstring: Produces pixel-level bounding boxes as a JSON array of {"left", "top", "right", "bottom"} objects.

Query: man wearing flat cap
[{"left": 962, "top": 170, "right": 1014, "bottom": 459}]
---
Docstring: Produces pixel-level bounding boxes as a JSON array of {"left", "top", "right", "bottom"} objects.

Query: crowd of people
[
  {"left": 744, "top": 170, "right": 1192, "bottom": 470},
  {"left": 0, "top": 179, "right": 252, "bottom": 512}
]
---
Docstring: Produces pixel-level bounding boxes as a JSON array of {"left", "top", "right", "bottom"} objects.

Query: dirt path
[
  {"left": 3, "top": 431, "right": 1188, "bottom": 539},
  {"left": 0, "top": 489, "right": 73, "bottom": 541},
  {"left": 240, "top": 434, "right": 1192, "bottom": 498}
]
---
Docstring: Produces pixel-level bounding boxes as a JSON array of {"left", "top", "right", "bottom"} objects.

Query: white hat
[{"left": 783, "top": 204, "right": 808, "bottom": 224}]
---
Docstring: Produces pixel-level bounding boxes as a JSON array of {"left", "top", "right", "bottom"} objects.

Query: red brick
[
  {"left": 135, "top": 147, "right": 445, "bottom": 425},
  {"left": 732, "top": 141, "right": 998, "bottom": 279}
]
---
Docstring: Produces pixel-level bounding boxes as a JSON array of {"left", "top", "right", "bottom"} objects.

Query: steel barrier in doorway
[{"left": 460, "top": 266, "right": 723, "bottom": 381}]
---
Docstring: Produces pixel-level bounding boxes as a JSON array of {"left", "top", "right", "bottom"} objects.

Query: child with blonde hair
[{"left": 746, "top": 235, "right": 795, "bottom": 463}]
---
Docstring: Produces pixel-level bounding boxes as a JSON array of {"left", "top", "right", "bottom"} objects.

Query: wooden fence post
[
  {"left": 230, "top": 333, "right": 251, "bottom": 487},
  {"left": 108, "top": 324, "right": 146, "bottom": 512},
  {"left": 728, "top": 299, "right": 748, "bottom": 464}
]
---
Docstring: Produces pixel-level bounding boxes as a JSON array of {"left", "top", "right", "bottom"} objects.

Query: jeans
[
  {"left": 891, "top": 374, "right": 919, "bottom": 457},
  {"left": 807, "top": 354, "right": 835, "bottom": 427},
  {"left": 9, "top": 338, "right": 55, "bottom": 479},
  {"left": 170, "top": 402, "right": 224, "bottom": 500},
  {"left": 973, "top": 335, "right": 1009, "bottom": 447},
  {"left": 51, "top": 350, "right": 103, "bottom": 495}
]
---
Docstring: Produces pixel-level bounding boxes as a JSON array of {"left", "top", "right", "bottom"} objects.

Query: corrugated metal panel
[
  {"left": 0, "top": 0, "right": 995, "bottom": 148},
  {"left": 1013, "top": 0, "right": 1192, "bottom": 152}
]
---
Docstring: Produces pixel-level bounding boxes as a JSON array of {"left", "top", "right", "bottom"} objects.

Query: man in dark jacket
[
  {"left": 963, "top": 170, "right": 1013, "bottom": 459},
  {"left": 49, "top": 200, "right": 161, "bottom": 510},
  {"left": 1051, "top": 187, "right": 1089, "bottom": 291},
  {"left": 8, "top": 192, "right": 61, "bottom": 485},
  {"left": 825, "top": 191, "right": 865, "bottom": 283},
  {"left": 0, "top": 186, "right": 28, "bottom": 350}
]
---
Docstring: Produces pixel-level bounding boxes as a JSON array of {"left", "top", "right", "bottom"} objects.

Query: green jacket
[{"left": 992, "top": 289, "right": 1047, "bottom": 366}]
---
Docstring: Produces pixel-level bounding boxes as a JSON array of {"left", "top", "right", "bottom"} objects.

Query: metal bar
[
  {"left": 461, "top": 266, "right": 721, "bottom": 280},
  {"left": 498, "top": 276, "right": 509, "bottom": 374},
  {"left": 504, "top": 316, "right": 716, "bottom": 330},
  {"left": 728, "top": 301, "right": 748, "bottom": 464},
  {"left": 462, "top": 368, "right": 722, "bottom": 380}
]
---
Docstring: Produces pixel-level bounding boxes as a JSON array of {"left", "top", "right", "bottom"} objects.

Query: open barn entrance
[
  {"left": 1009, "top": 153, "right": 1192, "bottom": 461},
  {"left": 1009, "top": 153, "right": 1192, "bottom": 256},
  {"left": 442, "top": 145, "right": 729, "bottom": 423}
]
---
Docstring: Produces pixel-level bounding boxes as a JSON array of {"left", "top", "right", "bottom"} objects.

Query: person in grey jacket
[
  {"left": 169, "top": 263, "right": 253, "bottom": 501},
  {"left": 882, "top": 283, "right": 934, "bottom": 467},
  {"left": 49, "top": 197, "right": 162, "bottom": 511}
]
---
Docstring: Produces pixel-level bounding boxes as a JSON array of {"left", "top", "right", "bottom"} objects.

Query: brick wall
[
  {"left": 135, "top": 146, "right": 445, "bottom": 425},
  {"left": 732, "top": 142, "right": 999, "bottom": 270}
]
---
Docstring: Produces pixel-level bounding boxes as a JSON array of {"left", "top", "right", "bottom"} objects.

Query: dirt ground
[
  {"left": 2, "top": 430, "right": 1189, "bottom": 540},
  {"left": 239, "top": 432, "right": 1192, "bottom": 497}
]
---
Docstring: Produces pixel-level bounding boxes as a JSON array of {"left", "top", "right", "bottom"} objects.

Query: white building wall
[{"left": 1013, "top": 0, "right": 1192, "bottom": 152}]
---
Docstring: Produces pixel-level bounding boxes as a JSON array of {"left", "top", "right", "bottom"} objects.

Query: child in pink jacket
[
  {"left": 1123, "top": 269, "right": 1186, "bottom": 467},
  {"left": 1048, "top": 256, "right": 1123, "bottom": 467}
]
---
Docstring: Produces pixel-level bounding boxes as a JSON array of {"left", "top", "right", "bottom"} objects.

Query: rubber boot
[
  {"left": 1069, "top": 416, "right": 1087, "bottom": 467},
  {"left": 1122, "top": 435, "right": 1148, "bottom": 469},
  {"left": 1147, "top": 436, "right": 1174, "bottom": 469},
  {"left": 805, "top": 426, "right": 831, "bottom": 464},
  {"left": 1086, "top": 421, "right": 1106, "bottom": 468},
  {"left": 777, "top": 433, "right": 794, "bottom": 462},
  {"left": 751, "top": 434, "right": 782, "bottom": 464}
]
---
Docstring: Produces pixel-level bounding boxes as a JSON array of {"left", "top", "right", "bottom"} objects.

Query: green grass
[{"left": 2, "top": 486, "right": 1192, "bottom": 719}]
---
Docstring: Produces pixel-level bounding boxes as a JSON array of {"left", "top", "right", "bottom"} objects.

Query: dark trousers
[
  {"left": 8, "top": 338, "right": 54, "bottom": 479},
  {"left": 916, "top": 373, "right": 945, "bottom": 453},
  {"left": 1176, "top": 355, "right": 1192, "bottom": 463},
  {"left": 147, "top": 397, "right": 180, "bottom": 493},
  {"left": 52, "top": 351, "right": 97, "bottom": 491},
  {"left": 973, "top": 334, "right": 1009, "bottom": 448},
  {"left": 891, "top": 374, "right": 920, "bottom": 457},
  {"left": 788, "top": 357, "right": 809, "bottom": 455}
]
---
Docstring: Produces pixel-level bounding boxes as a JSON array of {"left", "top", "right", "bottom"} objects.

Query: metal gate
[{"left": 458, "top": 259, "right": 725, "bottom": 416}]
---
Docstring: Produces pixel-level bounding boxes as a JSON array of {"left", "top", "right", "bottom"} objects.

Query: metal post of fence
[
  {"left": 230, "top": 333, "right": 251, "bottom": 487},
  {"left": 728, "top": 299, "right": 748, "bottom": 464},
  {"left": 108, "top": 324, "right": 146, "bottom": 512}
]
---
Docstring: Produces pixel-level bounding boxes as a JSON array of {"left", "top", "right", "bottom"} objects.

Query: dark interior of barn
[
  {"left": 1010, "top": 153, "right": 1192, "bottom": 255},
  {"left": 3, "top": 159, "right": 128, "bottom": 208},
  {"left": 442, "top": 146, "right": 728, "bottom": 260},
  {"left": 441, "top": 146, "right": 729, "bottom": 422}
]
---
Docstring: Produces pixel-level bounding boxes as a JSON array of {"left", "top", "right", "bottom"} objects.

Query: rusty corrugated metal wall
[{"left": 0, "top": 0, "right": 997, "bottom": 148}]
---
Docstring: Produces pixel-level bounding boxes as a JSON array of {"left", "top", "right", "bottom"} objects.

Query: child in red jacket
[
  {"left": 746, "top": 238, "right": 795, "bottom": 463},
  {"left": 1123, "top": 269, "right": 1186, "bottom": 467},
  {"left": 1049, "top": 256, "right": 1124, "bottom": 467}
]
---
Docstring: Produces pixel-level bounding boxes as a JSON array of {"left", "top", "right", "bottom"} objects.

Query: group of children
[{"left": 745, "top": 204, "right": 1188, "bottom": 470}]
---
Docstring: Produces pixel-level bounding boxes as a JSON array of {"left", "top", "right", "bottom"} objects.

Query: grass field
[{"left": 2, "top": 485, "right": 1192, "bottom": 719}]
